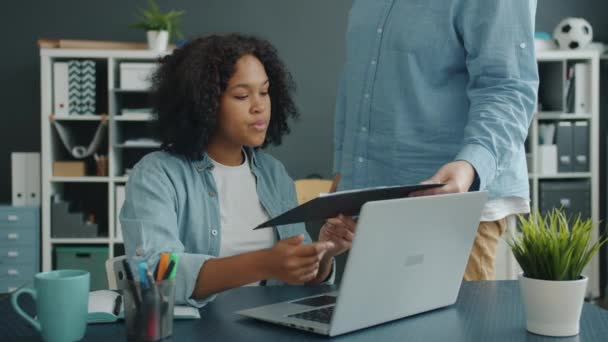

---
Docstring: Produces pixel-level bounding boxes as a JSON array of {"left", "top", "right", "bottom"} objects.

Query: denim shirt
[
  {"left": 120, "top": 147, "right": 333, "bottom": 307},
  {"left": 334, "top": 0, "right": 539, "bottom": 200}
]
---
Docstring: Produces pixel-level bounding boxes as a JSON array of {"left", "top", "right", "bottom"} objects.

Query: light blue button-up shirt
[
  {"left": 120, "top": 147, "right": 332, "bottom": 307},
  {"left": 334, "top": 0, "right": 539, "bottom": 200}
]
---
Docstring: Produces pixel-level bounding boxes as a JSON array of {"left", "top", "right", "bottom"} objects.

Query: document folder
[{"left": 254, "top": 183, "right": 444, "bottom": 229}]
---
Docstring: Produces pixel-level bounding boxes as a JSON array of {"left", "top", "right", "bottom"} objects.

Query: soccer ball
[{"left": 553, "top": 18, "right": 593, "bottom": 50}]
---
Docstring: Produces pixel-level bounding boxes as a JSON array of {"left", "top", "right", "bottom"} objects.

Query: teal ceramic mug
[{"left": 11, "top": 270, "right": 90, "bottom": 342}]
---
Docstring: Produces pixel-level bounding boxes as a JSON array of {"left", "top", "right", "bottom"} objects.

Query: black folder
[{"left": 254, "top": 183, "right": 445, "bottom": 229}]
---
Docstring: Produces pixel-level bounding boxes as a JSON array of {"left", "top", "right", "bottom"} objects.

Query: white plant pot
[
  {"left": 519, "top": 273, "right": 587, "bottom": 337},
  {"left": 146, "top": 30, "right": 169, "bottom": 52}
]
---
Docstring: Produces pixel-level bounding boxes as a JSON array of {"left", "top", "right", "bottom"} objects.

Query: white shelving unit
[
  {"left": 40, "top": 48, "right": 167, "bottom": 272},
  {"left": 529, "top": 49, "right": 600, "bottom": 297},
  {"left": 497, "top": 49, "right": 601, "bottom": 298}
]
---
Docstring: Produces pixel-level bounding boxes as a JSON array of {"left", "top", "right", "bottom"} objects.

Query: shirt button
[
  {"left": 520, "top": 42, "right": 527, "bottom": 49},
  {"left": 361, "top": 126, "right": 367, "bottom": 132},
  {"left": 211, "top": 229, "right": 218, "bottom": 236},
  {"left": 364, "top": 93, "right": 370, "bottom": 99},
  {"left": 136, "top": 247, "right": 144, "bottom": 256},
  {"left": 371, "top": 60, "right": 377, "bottom": 65},
  {"left": 358, "top": 157, "right": 364, "bottom": 163},
  {"left": 209, "top": 191, "right": 216, "bottom": 197},
  {"left": 377, "top": 28, "right": 383, "bottom": 34}
]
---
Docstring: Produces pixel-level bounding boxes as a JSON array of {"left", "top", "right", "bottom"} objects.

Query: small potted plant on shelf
[
  {"left": 507, "top": 208, "right": 607, "bottom": 337},
  {"left": 131, "top": 0, "right": 184, "bottom": 52}
]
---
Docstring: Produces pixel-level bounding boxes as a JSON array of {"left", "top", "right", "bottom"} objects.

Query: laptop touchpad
[{"left": 291, "top": 295, "right": 336, "bottom": 307}]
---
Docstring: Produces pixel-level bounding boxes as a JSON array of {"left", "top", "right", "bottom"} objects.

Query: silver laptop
[{"left": 237, "top": 191, "right": 488, "bottom": 336}]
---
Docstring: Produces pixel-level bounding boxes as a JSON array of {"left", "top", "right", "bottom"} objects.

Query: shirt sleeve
[
  {"left": 282, "top": 167, "right": 336, "bottom": 285},
  {"left": 455, "top": 0, "right": 539, "bottom": 190},
  {"left": 120, "top": 159, "right": 216, "bottom": 308}
]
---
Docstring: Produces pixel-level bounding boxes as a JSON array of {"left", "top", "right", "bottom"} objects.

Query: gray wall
[
  {"left": 0, "top": 0, "right": 352, "bottom": 202},
  {"left": 2, "top": 0, "right": 608, "bottom": 202},
  {"left": 536, "top": 0, "right": 608, "bottom": 40}
]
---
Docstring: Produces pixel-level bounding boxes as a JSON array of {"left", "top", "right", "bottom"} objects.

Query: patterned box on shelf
[{"left": 68, "top": 60, "right": 96, "bottom": 115}]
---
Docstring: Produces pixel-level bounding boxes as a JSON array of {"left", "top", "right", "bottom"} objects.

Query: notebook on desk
[
  {"left": 87, "top": 290, "right": 200, "bottom": 323},
  {"left": 254, "top": 183, "right": 444, "bottom": 229}
]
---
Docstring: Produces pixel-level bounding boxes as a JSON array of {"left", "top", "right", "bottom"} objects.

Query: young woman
[{"left": 120, "top": 34, "right": 356, "bottom": 307}]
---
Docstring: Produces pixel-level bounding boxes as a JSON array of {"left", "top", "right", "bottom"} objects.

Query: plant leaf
[{"left": 509, "top": 209, "right": 606, "bottom": 281}]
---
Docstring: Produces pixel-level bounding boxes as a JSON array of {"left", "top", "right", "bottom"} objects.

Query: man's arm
[{"left": 455, "top": 0, "right": 539, "bottom": 190}]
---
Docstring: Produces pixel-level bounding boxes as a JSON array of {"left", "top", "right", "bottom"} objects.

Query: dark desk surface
[{"left": 2, "top": 281, "right": 608, "bottom": 341}]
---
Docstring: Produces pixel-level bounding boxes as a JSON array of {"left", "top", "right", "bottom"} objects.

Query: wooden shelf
[
  {"left": 51, "top": 238, "right": 110, "bottom": 244},
  {"left": 536, "top": 48, "right": 601, "bottom": 61},
  {"left": 40, "top": 48, "right": 170, "bottom": 59},
  {"left": 52, "top": 114, "right": 105, "bottom": 121},
  {"left": 529, "top": 173, "right": 592, "bottom": 180},
  {"left": 535, "top": 112, "right": 592, "bottom": 120},
  {"left": 114, "top": 143, "right": 161, "bottom": 149},
  {"left": 112, "top": 88, "right": 150, "bottom": 93},
  {"left": 50, "top": 176, "right": 110, "bottom": 183},
  {"left": 113, "top": 114, "right": 155, "bottom": 121}
]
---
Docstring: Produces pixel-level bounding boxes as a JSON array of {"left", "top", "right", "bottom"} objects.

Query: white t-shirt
[
  {"left": 210, "top": 152, "right": 276, "bottom": 281},
  {"left": 480, "top": 196, "right": 530, "bottom": 222}
]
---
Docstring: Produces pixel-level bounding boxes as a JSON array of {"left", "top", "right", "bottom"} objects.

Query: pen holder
[{"left": 123, "top": 279, "right": 175, "bottom": 341}]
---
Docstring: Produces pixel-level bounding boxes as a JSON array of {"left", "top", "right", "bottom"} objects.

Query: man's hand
[{"left": 411, "top": 161, "right": 476, "bottom": 197}]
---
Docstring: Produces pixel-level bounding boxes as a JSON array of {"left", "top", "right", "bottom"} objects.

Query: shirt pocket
[{"left": 382, "top": 3, "right": 449, "bottom": 54}]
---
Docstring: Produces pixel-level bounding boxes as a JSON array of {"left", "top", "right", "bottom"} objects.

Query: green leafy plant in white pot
[
  {"left": 507, "top": 209, "right": 607, "bottom": 337},
  {"left": 132, "top": 0, "right": 184, "bottom": 52}
]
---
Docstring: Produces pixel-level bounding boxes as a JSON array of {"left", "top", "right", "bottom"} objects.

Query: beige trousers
[{"left": 463, "top": 218, "right": 508, "bottom": 281}]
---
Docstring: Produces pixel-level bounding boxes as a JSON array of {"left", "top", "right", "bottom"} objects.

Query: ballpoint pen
[
  {"left": 122, "top": 259, "right": 141, "bottom": 307},
  {"left": 162, "top": 260, "right": 175, "bottom": 281},
  {"left": 138, "top": 262, "right": 150, "bottom": 290}
]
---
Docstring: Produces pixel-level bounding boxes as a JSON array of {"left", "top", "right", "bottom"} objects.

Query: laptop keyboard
[
  {"left": 289, "top": 306, "right": 335, "bottom": 324},
  {"left": 291, "top": 295, "right": 336, "bottom": 307}
]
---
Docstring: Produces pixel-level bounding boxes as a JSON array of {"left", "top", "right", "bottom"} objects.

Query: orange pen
[{"left": 156, "top": 253, "right": 170, "bottom": 281}]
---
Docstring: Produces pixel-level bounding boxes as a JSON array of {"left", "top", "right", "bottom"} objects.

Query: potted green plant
[
  {"left": 131, "top": 0, "right": 184, "bottom": 52},
  {"left": 507, "top": 209, "right": 607, "bottom": 337}
]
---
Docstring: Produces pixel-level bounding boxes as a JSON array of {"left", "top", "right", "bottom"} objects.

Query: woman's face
[{"left": 215, "top": 54, "right": 271, "bottom": 148}]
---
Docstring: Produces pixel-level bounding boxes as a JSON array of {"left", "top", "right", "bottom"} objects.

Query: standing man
[{"left": 334, "top": 0, "right": 539, "bottom": 280}]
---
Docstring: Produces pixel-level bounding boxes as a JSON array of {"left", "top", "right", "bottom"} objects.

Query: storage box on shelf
[
  {"left": 119, "top": 62, "right": 157, "bottom": 90},
  {"left": 0, "top": 206, "right": 40, "bottom": 293},
  {"left": 55, "top": 245, "right": 108, "bottom": 290}
]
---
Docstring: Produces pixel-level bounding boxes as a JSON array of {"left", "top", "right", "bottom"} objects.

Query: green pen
[{"left": 168, "top": 253, "right": 180, "bottom": 280}]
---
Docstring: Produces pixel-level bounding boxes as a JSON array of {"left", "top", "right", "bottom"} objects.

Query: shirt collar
[{"left": 194, "top": 146, "right": 260, "bottom": 172}]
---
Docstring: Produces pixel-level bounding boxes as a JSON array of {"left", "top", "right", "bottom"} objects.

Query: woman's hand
[
  {"left": 318, "top": 214, "right": 357, "bottom": 259},
  {"left": 266, "top": 234, "right": 334, "bottom": 285}
]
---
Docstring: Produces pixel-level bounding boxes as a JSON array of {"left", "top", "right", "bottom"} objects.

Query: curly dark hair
[{"left": 151, "top": 34, "right": 299, "bottom": 159}]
